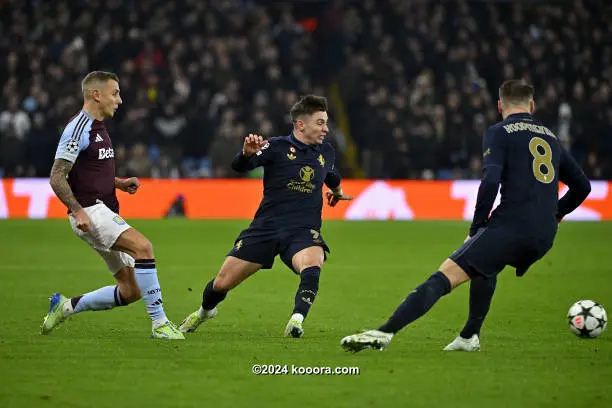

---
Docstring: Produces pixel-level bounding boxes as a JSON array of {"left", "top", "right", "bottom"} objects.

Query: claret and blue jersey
[{"left": 54, "top": 110, "right": 119, "bottom": 213}]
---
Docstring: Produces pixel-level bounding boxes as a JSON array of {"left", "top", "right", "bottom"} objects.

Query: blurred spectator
[
  {"left": 0, "top": 0, "right": 610, "bottom": 180},
  {"left": 209, "top": 122, "right": 245, "bottom": 178},
  {"left": 0, "top": 97, "right": 31, "bottom": 176},
  {"left": 337, "top": 0, "right": 612, "bottom": 179},
  {"left": 125, "top": 143, "right": 152, "bottom": 178}
]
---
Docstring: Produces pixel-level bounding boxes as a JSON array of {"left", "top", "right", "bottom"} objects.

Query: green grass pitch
[{"left": 1, "top": 219, "right": 611, "bottom": 408}]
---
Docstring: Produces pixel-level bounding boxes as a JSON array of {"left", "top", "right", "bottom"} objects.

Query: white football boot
[
  {"left": 443, "top": 334, "right": 480, "bottom": 351},
  {"left": 284, "top": 313, "right": 304, "bottom": 338},
  {"left": 340, "top": 329, "right": 394, "bottom": 352}
]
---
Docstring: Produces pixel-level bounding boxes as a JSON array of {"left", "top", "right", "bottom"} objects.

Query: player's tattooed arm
[{"left": 49, "top": 158, "right": 82, "bottom": 213}]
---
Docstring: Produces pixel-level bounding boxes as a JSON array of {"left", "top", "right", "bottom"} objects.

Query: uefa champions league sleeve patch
[
  {"left": 113, "top": 216, "right": 126, "bottom": 225},
  {"left": 66, "top": 139, "right": 79, "bottom": 154}
]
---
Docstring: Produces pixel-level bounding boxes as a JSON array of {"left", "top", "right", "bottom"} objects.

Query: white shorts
[{"left": 69, "top": 202, "right": 135, "bottom": 274}]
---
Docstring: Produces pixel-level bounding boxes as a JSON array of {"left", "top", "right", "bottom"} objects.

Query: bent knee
[
  {"left": 301, "top": 261, "right": 323, "bottom": 271},
  {"left": 295, "top": 259, "right": 324, "bottom": 274},
  {"left": 439, "top": 258, "right": 470, "bottom": 289},
  {"left": 133, "top": 238, "right": 154, "bottom": 259}
]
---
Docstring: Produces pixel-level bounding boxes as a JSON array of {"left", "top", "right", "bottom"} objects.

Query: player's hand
[
  {"left": 73, "top": 208, "right": 91, "bottom": 232},
  {"left": 325, "top": 190, "right": 354, "bottom": 207},
  {"left": 243, "top": 134, "right": 268, "bottom": 156},
  {"left": 117, "top": 177, "right": 140, "bottom": 194}
]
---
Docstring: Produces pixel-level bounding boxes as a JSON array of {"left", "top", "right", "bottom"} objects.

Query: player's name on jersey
[{"left": 502, "top": 122, "right": 556, "bottom": 137}]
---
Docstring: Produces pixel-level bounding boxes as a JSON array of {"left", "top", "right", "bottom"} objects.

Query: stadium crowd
[{"left": 0, "top": 0, "right": 611, "bottom": 180}]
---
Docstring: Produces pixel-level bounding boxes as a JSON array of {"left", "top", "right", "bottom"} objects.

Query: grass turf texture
[{"left": 0, "top": 219, "right": 610, "bottom": 408}]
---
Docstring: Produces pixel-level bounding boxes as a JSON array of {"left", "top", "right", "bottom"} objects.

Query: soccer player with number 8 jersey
[{"left": 341, "top": 80, "right": 591, "bottom": 353}]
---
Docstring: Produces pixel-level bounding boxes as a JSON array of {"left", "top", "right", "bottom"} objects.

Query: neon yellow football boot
[{"left": 41, "top": 293, "right": 70, "bottom": 335}]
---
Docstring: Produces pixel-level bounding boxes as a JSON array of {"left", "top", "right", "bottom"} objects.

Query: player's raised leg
[
  {"left": 112, "top": 228, "right": 184, "bottom": 339},
  {"left": 443, "top": 275, "right": 497, "bottom": 351},
  {"left": 284, "top": 246, "right": 324, "bottom": 338},
  {"left": 340, "top": 258, "right": 469, "bottom": 352},
  {"left": 179, "top": 256, "right": 261, "bottom": 333}
]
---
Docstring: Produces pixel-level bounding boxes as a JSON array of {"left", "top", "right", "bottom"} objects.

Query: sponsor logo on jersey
[
  {"left": 287, "top": 166, "right": 316, "bottom": 193},
  {"left": 299, "top": 166, "right": 314, "bottom": 182},
  {"left": 98, "top": 147, "right": 115, "bottom": 160},
  {"left": 95, "top": 133, "right": 104, "bottom": 143}
]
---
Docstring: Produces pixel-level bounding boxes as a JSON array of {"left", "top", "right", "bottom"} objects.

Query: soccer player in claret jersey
[
  {"left": 41, "top": 71, "right": 184, "bottom": 340},
  {"left": 179, "top": 95, "right": 353, "bottom": 338},
  {"left": 340, "top": 80, "right": 592, "bottom": 352}
]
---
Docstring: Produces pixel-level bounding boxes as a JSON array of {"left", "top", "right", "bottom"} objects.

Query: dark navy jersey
[
  {"left": 232, "top": 133, "right": 341, "bottom": 232},
  {"left": 470, "top": 113, "right": 590, "bottom": 237},
  {"left": 55, "top": 110, "right": 119, "bottom": 213}
]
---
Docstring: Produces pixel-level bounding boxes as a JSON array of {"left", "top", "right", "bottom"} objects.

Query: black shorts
[
  {"left": 226, "top": 227, "right": 330, "bottom": 273},
  {"left": 449, "top": 226, "right": 554, "bottom": 278}
]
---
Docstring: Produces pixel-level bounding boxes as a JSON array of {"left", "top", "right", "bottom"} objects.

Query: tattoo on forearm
[{"left": 49, "top": 159, "right": 82, "bottom": 212}]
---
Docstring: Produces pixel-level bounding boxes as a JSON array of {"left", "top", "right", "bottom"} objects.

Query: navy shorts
[
  {"left": 449, "top": 226, "right": 554, "bottom": 278},
  {"left": 227, "top": 227, "right": 330, "bottom": 273}
]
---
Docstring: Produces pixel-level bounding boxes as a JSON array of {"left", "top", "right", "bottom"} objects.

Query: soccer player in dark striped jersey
[{"left": 341, "top": 80, "right": 591, "bottom": 352}]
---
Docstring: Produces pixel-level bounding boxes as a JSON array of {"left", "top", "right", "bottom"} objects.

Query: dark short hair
[
  {"left": 499, "top": 79, "right": 534, "bottom": 104},
  {"left": 81, "top": 71, "right": 119, "bottom": 95},
  {"left": 290, "top": 95, "right": 328, "bottom": 123}
]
